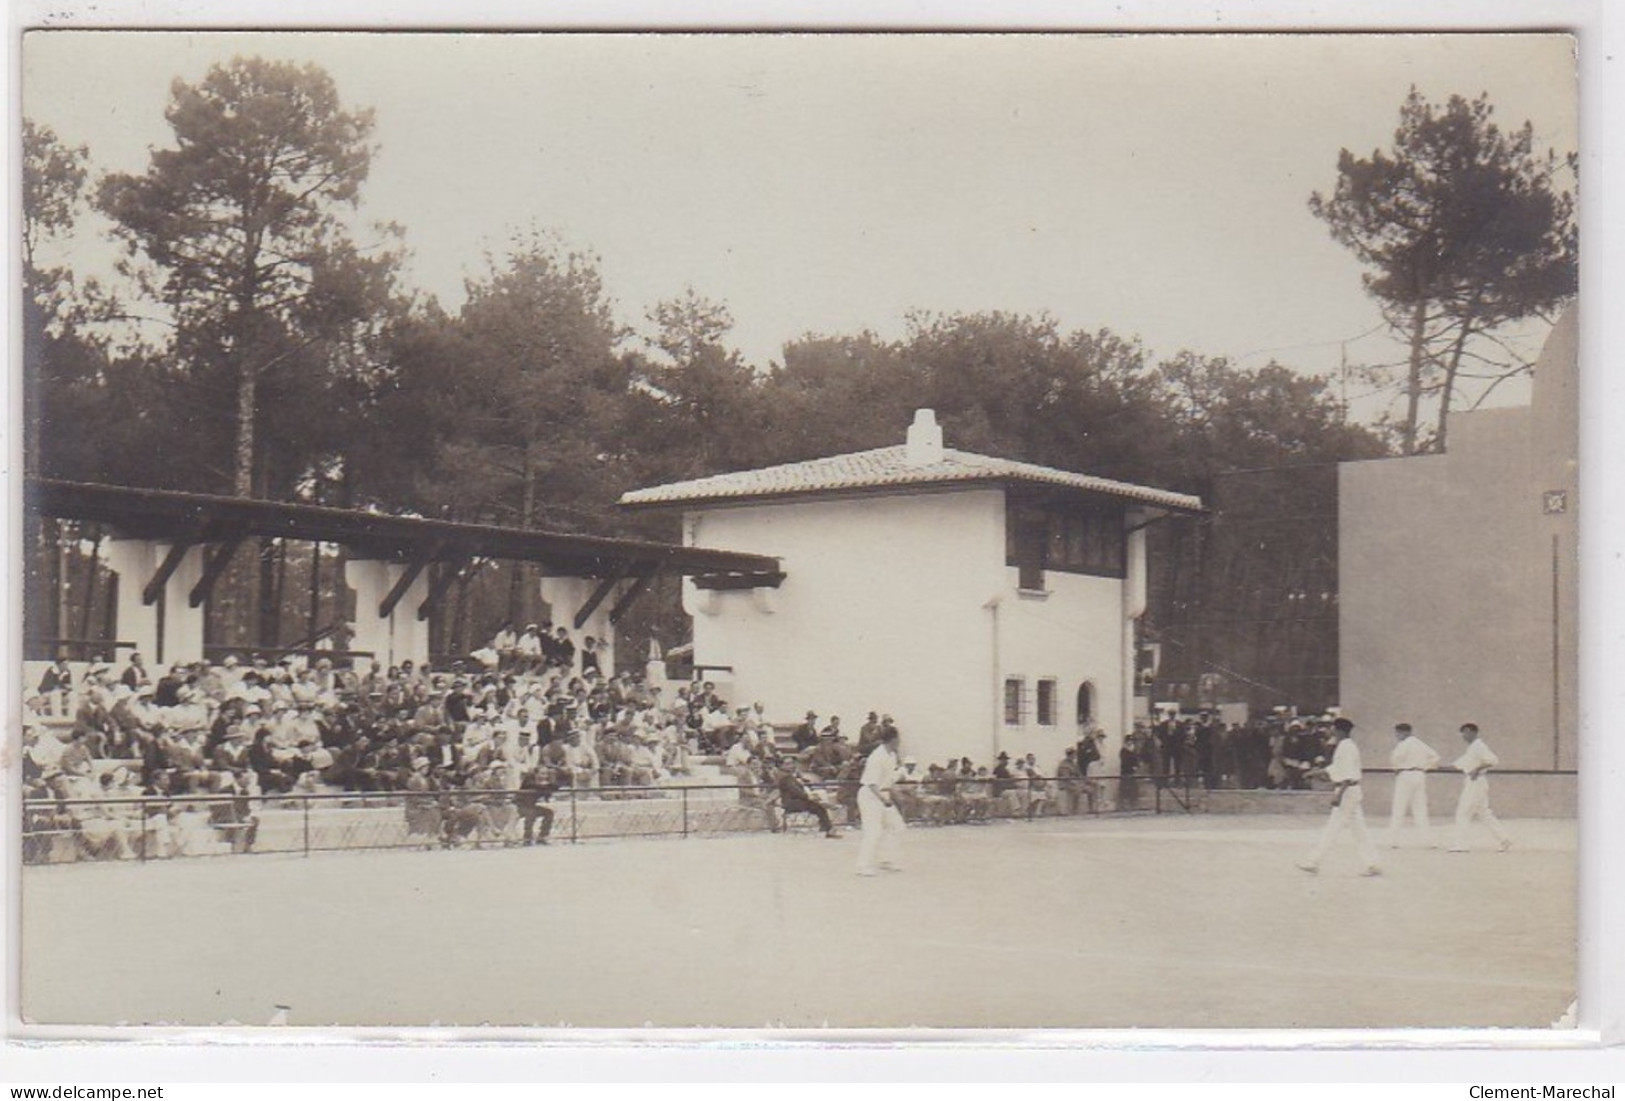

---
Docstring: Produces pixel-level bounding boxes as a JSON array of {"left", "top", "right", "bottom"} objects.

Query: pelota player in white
[
  {"left": 1387, "top": 722, "right": 1441, "bottom": 848},
  {"left": 1296, "top": 717, "right": 1381, "bottom": 877},
  {"left": 855, "top": 725, "right": 907, "bottom": 877},
  {"left": 1448, "top": 722, "right": 1512, "bottom": 853}
]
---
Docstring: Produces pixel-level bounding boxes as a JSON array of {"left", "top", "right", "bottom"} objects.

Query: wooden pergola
[{"left": 25, "top": 478, "right": 785, "bottom": 665}]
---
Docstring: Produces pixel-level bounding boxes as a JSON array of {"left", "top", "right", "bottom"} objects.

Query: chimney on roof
[{"left": 904, "top": 408, "right": 944, "bottom": 467}]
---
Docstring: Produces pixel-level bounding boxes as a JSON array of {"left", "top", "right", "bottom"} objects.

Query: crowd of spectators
[
  {"left": 21, "top": 631, "right": 693, "bottom": 860},
  {"left": 1122, "top": 711, "right": 1341, "bottom": 793},
  {"left": 704, "top": 707, "right": 1119, "bottom": 832},
  {"left": 22, "top": 636, "right": 1346, "bottom": 862}
]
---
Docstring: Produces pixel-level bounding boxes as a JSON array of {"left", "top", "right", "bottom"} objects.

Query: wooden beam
[
  {"left": 692, "top": 570, "right": 787, "bottom": 592},
  {"left": 608, "top": 567, "right": 661, "bottom": 626},
  {"left": 378, "top": 556, "right": 432, "bottom": 619},
  {"left": 188, "top": 539, "right": 244, "bottom": 608},
  {"left": 141, "top": 541, "right": 194, "bottom": 605},
  {"left": 417, "top": 559, "right": 470, "bottom": 621},
  {"left": 572, "top": 567, "right": 630, "bottom": 630}
]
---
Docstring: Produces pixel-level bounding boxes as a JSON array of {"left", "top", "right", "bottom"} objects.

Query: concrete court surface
[{"left": 20, "top": 814, "right": 1576, "bottom": 1030}]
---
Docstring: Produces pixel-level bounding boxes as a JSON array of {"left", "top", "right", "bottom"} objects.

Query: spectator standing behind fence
[
  {"left": 1387, "top": 722, "right": 1440, "bottom": 847},
  {"left": 1119, "top": 730, "right": 1141, "bottom": 808},
  {"left": 855, "top": 726, "right": 906, "bottom": 876},
  {"left": 1448, "top": 723, "right": 1512, "bottom": 854},
  {"left": 856, "top": 712, "right": 881, "bottom": 756}
]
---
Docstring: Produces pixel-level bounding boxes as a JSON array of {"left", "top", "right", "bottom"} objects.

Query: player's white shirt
[
  {"left": 1324, "top": 737, "right": 1364, "bottom": 784},
  {"left": 860, "top": 745, "right": 901, "bottom": 792},
  {"left": 1454, "top": 738, "right": 1499, "bottom": 776},
  {"left": 1390, "top": 735, "right": 1441, "bottom": 771}
]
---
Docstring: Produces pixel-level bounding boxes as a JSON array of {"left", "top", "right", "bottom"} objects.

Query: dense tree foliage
[
  {"left": 26, "top": 57, "right": 1453, "bottom": 707},
  {"left": 98, "top": 56, "right": 399, "bottom": 498},
  {"left": 1310, "top": 89, "right": 1577, "bottom": 453}
]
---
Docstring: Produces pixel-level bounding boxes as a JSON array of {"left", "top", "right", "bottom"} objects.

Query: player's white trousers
[
  {"left": 1305, "top": 784, "right": 1379, "bottom": 870},
  {"left": 856, "top": 789, "right": 906, "bottom": 873},
  {"left": 1450, "top": 777, "right": 1509, "bottom": 851},
  {"left": 1388, "top": 770, "right": 1431, "bottom": 840}
]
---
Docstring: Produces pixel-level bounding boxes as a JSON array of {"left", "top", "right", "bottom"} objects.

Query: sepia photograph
[{"left": 13, "top": 28, "right": 1583, "bottom": 1034}]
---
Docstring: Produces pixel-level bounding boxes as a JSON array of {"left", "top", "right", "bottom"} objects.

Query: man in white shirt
[
  {"left": 1448, "top": 723, "right": 1511, "bottom": 853},
  {"left": 856, "top": 726, "right": 907, "bottom": 876},
  {"left": 1296, "top": 717, "right": 1381, "bottom": 877},
  {"left": 1387, "top": 722, "right": 1441, "bottom": 847}
]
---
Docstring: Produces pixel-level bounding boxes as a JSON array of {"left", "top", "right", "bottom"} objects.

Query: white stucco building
[{"left": 620, "top": 410, "right": 1203, "bottom": 767}]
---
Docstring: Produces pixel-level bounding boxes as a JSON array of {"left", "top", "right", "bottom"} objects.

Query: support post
[
  {"left": 104, "top": 539, "right": 161, "bottom": 661},
  {"left": 418, "top": 559, "right": 469, "bottom": 622},
  {"left": 572, "top": 569, "right": 628, "bottom": 630},
  {"left": 344, "top": 558, "right": 432, "bottom": 669},
  {"left": 379, "top": 555, "right": 431, "bottom": 619},
  {"left": 142, "top": 541, "right": 194, "bottom": 606},
  {"left": 189, "top": 538, "right": 245, "bottom": 608},
  {"left": 609, "top": 568, "right": 660, "bottom": 626}
]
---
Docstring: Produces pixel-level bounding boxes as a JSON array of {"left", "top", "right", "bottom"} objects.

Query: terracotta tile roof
[{"left": 619, "top": 445, "right": 1203, "bottom": 512}]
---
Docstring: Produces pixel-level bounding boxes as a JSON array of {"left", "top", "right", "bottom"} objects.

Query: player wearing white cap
[
  {"left": 1387, "top": 722, "right": 1441, "bottom": 847},
  {"left": 1448, "top": 723, "right": 1511, "bottom": 853},
  {"left": 1296, "top": 717, "right": 1381, "bottom": 877}
]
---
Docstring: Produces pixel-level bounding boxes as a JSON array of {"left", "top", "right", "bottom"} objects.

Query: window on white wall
[
  {"left": 1003, "top": 677, "right": 1027, "bottom": 726},
  {"left": 1037, "top": 678, "right": 1058, "bottom": 726}
]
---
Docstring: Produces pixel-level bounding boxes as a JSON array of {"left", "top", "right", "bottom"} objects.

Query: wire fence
[{"left": 20, "top": 773, "right": 1198, "bottom": 866}]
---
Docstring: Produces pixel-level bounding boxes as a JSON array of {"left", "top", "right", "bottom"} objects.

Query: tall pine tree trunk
[
  {"left": 506, "top": 449, "right": 538, "bottom": 626},
  {"left": 308, "top": 540, "right": 323, "bottom": 644},
  {"left": 1435, "top": 303, "right": 1480, "bottom": 453},
  {"left": 1402, "top": 299, "right": 1427, "bottom": 455},
  {"left": 79, "top": 526, "right": 102, "bottom": 646},
  {"left": 235, "top": 364, "right": 257, "bottom": 496}
]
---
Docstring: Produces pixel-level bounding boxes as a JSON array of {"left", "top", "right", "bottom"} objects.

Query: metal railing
[
  {"left": 20, "top": 772, "right": 1192, "bottom": 866},
  {"left": 24, "top": 638, "right": 135, "bottom": 662}
]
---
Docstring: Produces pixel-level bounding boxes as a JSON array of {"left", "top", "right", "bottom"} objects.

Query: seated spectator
[
  {"left": 58, "top": 728, "right": 96, "bottom": 778},
  {"left": 1021, "top": 753, "right": 1051, "bottom": 819},
  {"left": 561, "top": 731, "right": 599, "bottom": 791},
  {"left": 403, "top": 757, "right": 444, "bottom": 846},
  {"left": 23, "top": 724, "right": 67, "bottom": 780},
  {"left": 514, "top": 767, "right": 557, "bottom": 845},
  {"left": 492, "top": 621, "right": 518, "bottom": 671},
  {"left": 515, "top": 625, "right": 545, "bottom": 673},
  {"left": 580, "top": 636, "right": 602, "bottom": 678},
  {"left": 440, "top": 788, "right": 499, "bottom": 849},
  {"left": 771, "top": 759, "right": 841, "bottom": 838},
  {"left": 804, "top": 728, "right": 848, "bottom": 779},
  {"left": 550, "top": 626, "right": 576, "bottom": 673},
  {"left": 724, "top": 734, "right": 763, "bottom": 805},
  {"left": 37, "top": 655, "right": 73, "bottom": 716},
  {"left": 69, "top": 771, "right": 136, "bottom": 860},
  {"left": 792, "top": 711, "right": 819, "bottom": 753},
  {"left": 931, "top": 761, "right": 968, "bottom": 824},
  {"left": 121, "top": 652, "right": 152, "bottom": 693},
  {"left": 204, "top": 770, "right": 258, "bottom": 853},
  {"left": 891, "top": 760, "right": 938, "bottom": 822},
  {"left": 961, "top": 767, "right": 994, "bottom": 821}
]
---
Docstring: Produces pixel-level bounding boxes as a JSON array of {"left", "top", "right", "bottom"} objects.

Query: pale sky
[{"left": 23, "top": 31, "right": 1578, "bottom": 421}]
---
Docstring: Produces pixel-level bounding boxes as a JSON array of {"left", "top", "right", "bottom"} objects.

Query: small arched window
[{"left": 1076, "top": 681, "right": 1096, "bottom": 727}]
